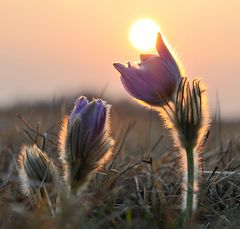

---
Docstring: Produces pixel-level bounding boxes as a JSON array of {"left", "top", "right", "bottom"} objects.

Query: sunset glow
[
  {"left": 0, "top": 1, "right": 239, "bottom": 117},
  {"left": 129, "top": 19, "right": 160, "bottom": 51}
]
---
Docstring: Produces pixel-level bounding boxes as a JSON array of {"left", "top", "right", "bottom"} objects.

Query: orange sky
[{"left": 0, "top": 0, "right": 240, "bottom": 118}]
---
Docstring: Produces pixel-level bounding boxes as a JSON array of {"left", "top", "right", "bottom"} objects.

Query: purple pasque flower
[
  {"left": 63, "top": 96, "right": 113, "bottom": 186},
  {"left": 69, "top": 96, "right": 107, "bottom": 142},
  {"left": 113, "top": 32, "right": 182, "bottom": 106},
  {"left": 69, "top": 96, "right": 88, "bottom": 124}
]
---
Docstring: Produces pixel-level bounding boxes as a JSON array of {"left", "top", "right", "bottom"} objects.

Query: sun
[{"left": 129, "top": 19, "right": 160, "bottom": 51}]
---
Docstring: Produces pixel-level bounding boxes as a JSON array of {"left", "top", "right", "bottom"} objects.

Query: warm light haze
[
  {"left": 1, "top": 2, "right": 240, "bottom": 226},
  {"left": 129, "top": 19, "right": 160, "bottom": 51},
  {"left": 0, "top": 1, "right": 240, "bottom": 119}
]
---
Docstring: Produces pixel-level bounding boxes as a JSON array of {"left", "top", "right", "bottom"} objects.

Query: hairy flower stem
[{"left": 185, "top": 144, "right": 194, "bottom": 221}]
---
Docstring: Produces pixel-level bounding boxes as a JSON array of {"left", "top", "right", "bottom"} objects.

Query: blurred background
[
  {"left": 0, "top": 0, "right": 240, "bottom": 119},
  {"left": 1, "top": 2, "right": 240, "bottom": 227}
]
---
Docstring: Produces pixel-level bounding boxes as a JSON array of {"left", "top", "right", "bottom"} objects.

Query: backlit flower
[
  {"left": 59, "top": 96, "right": 114, "bottom": 189},
  {"left": 113, "top": 32, "right": 182, "bottom": 106}
]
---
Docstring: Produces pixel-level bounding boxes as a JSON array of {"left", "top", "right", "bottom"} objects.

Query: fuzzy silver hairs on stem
[
  {"left": 158, "top": 77, "right": 210, "bottom": 221},
  {"left": 113, "top": 31, "right": 210, "bottom": 223},
  {"left": 58, "top": 96, "right": 114, "bottom": 193}
]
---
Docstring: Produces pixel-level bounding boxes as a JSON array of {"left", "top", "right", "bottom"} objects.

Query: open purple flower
[
  {"left": 59, "top": 96, "right": 114, "bottom": 188},
  {"left": 113, "top": 32, "right": 182, "bottom": 106}
]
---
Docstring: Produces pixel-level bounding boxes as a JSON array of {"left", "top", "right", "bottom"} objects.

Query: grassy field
[{"left": 0, "top": 96, "right": 240, "bottom": 228}]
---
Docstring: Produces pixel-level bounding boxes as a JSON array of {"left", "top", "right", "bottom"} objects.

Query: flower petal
[
  {"left": 113, "top": 63, "right": 128, "bottom": 76},
  {"left": 69, "top": 96, "right": 88, "bottom": 124}
]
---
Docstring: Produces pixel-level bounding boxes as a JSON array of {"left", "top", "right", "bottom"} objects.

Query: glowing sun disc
[{"left": 129, "top": 19, "right": 160, "bottom": 51}]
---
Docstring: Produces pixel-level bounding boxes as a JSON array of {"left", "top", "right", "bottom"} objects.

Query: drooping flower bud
[
  {"left": 113, "top": 32, "right": 182, "bottom": 106},
  {"left": 174, "top": 77, "right": 209, "bottom": 148},
  {"left": 158, "top": 77, "right": 210, "bottom": 219},
  {"left": 174, "top": 78, "right": 210, "bottom": 219},
  {"left": 59, "top": 96, "right": 114, "bottom": 189},
  {"left": 17, "top": 144, "right": 59, "bottom": 205}
]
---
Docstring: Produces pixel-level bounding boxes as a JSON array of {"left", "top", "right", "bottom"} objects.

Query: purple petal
[
  {"left": 69, "top": 96, "right": 88, "bottom": 124},
  {"left": 80, "top": 99, "right": 106, "bottom": 141},
  {"left": 156, "top": 32, "right": 171, "bottom": 59},
  {"left": 156, "top": 32, "right": 181, "bottom": 78},
  {"left": 113, "top": 63, "right": 129, "bottom": 76}
]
